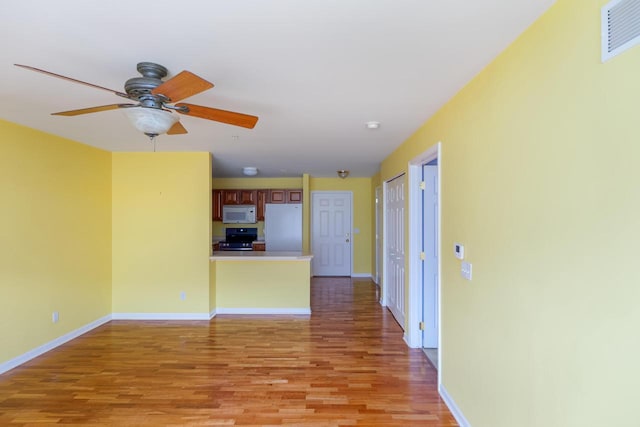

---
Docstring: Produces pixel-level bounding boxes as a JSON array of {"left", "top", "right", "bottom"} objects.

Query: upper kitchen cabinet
[
  {"left": 269, "top": 189, "right": 286, "bottom": 204},
  {"left": 256, "top": 189, "right": 268, "bottom": 221},
  {"left": 270, "top": 189, "right": 303, "bottom": 204},
  {"left": 223, "top": 190, "right": 239, "bottom": 205},
  {"left": 212, "top": 190, "right": 223, "bottom": 221},
  {"left": 286, "top": 189, "right": 303, "bottom": 203},
  {"left": 239, "top": 190, "right": 257, "bottom": 205},
  {"left": 212, "top": 188, "right": 303, "bottom": 222},
  {"left": 222, "top": 189, "right": 257, "bottom": 205}
]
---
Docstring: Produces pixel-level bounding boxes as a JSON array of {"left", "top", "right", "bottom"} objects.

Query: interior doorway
[
  {"left": 421, "top": 159, "right": 439, "bottom": 368},
  {"left": 406, "top": 143, "right": 441, "bottom": 375}
]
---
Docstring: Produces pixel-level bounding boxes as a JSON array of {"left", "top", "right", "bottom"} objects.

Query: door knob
[{"left": 346, "top": 238, "right": 350, "bottom": 242}]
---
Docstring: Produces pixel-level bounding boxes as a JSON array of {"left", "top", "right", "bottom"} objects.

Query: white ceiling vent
[{"left": 602, "top": 0, "right": 640, "bottom": 62}]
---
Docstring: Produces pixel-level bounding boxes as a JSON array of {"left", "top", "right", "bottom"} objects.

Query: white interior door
[
  {"left": 311, "top": 192, "right": 352, "bottom": 276},
  {"left": 385, "top": 175, "right": 406, "bottom": 329},
  {"left": 422, "top": 164, "right": 439, "bottom": 348}
]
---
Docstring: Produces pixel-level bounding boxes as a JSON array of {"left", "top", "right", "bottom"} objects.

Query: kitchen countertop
[{"left": 210, "top": 251, "right": 313, "bottom": 261}]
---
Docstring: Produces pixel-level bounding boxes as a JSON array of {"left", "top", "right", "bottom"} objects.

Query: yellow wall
[
  {"left": 214, "top": 260, "right": 310, "bottom": 310},
  {"left": 209, "top": 261, "right": 217, "bottom": 315},
  {"left": 0, "top": 120, "right": 112, "bottom": 364},
  {"left": 212, "top": 177, "right": 303, "bottom": 190},
  {"left": 380, "top": 0, "right": 639, "bottom": 425},
  {"left": 112, "top": 152, "right": 211, "bottom": 314},
  {"left": 310, "top": 177, "right": 373, "bottom": 276}
]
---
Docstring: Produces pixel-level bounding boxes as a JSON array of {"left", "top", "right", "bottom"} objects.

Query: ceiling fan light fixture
[
  {"left": 121, "top": 106, "right": 179, "bottom": 137},
  {"left": 337, "top": 170, "right": 349, "bottom": 179},
  {"left": 243, "top": 166, "right": 258, "bottom": 176}
]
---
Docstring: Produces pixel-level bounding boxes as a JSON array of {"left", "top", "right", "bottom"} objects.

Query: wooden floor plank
[{"left": 0, "top": 277, "right": 457, "bottom": 426}]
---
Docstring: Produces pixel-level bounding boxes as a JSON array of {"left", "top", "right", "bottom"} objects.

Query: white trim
[
  {"left": 0, "top": 314, "right": 111, "bottom": 375},
  {"left": 111, "top": 312, "right": 211, "bottom": 320},
  {"left": 439, "top": 384, "right": 472, "bottom": 427},
  {"left": 407, "top": 142, "right": 442, "bottom": 385},
  {"left": 380, "top": 178, "right": 387, "bottom": 307},
  {"left": 209, "top": 309, "right": 217, "bottom": 319},
  {"left": 351, "top": 273, "right": 373, "bottom": 280},
  {"left": 374, "top": 185, "right": 382, "bottom": 285},
  {"left": 215, "top": 307, "right": 311, "bottom": 315}
]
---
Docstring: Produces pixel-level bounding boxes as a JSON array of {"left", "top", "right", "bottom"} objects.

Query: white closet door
[{"left": 385, "top": 175, "right": 406, "bottom": 329}]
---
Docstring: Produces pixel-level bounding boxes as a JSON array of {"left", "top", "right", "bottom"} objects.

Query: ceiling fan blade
[
  {"left": 152, "top": 71, "right": 213, "bottom": 103},
  {"left": 167, "top": 121, "right": 188, "bottom": 135},
  {"left": 52, "top": 103, "right": 136, "bottom": 116},
  {"left": 176, "top": 103, "right": 258, "bottom": 129},
  {"left": 15, "top": 64, "right": 129, "bottom": 99}
]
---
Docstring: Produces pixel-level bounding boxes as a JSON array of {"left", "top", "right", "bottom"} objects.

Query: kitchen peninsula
[{"left": 209, "top": 251, "right": 313, "bottom": 315}]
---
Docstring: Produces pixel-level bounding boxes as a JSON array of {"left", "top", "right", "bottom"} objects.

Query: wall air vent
[{"left": 602, "top": 0, "right": 640, "bottom": 62}]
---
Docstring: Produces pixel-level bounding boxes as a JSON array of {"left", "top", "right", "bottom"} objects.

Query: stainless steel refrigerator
[{"left": 264, "top": 203, "right": 303, "bottom": 251}]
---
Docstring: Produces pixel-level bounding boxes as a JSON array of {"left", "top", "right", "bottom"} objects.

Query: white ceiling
[{"left": 0, "top": 0, "right": 554, "bottom": 178}]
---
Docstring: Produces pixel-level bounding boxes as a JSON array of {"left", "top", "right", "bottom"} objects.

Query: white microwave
[{"left": 222, "top": 205, "right": 257, "bottom": 223}]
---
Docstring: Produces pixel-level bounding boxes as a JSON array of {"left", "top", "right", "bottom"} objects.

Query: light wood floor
[{"left": 0, "top": 277, "right": 457, "bottom": 426}]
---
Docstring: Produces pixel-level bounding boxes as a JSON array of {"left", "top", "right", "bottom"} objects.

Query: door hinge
[
  {"left": 419, "top": 322, "right": 425, "bottom": 331},
  {"left": 419, "top": 181, "right": 426, "bottom": 190},
  {"left": 420, "top": 252, "right": 425, "bottom": 261}
]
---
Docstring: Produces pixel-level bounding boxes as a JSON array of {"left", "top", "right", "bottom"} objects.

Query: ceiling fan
[{"left": 14, "top": 62, "right": 259, "bottom": 138}]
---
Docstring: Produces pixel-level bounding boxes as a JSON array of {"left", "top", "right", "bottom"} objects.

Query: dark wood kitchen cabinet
[
  {"left": 256, "top": 189, "right": 268, "bottom": 220},
  {"left": 286, "top": 189, "right": 303, "bottom": 203},
  {"left": 212, "top": 190, "right": 223, "bottom": 221},
  {"left": 269, "top": 189, "right": 286, "bottom": 204},
  {"left": 239, "top": 189, "right": 257, "bottom": 205},
  {"left": 269, "top": 189, "right": 303, "bottom": 204},
  {"left": 222, "top": 190, "right": 240, "bottom": 205},
  {"left": 212, "top": 188, "right": 303, "bottom": 221},
  {"left": 223, "top": 189, "right": 256, "bottom": 205}
]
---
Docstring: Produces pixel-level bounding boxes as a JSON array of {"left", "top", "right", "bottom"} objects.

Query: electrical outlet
[
  {"left": 180, "top": 292, "right": 186, "bottom": 301},
  {"left": 461, "top": 262, "right": 472, "bottom": 281},
  {"left": 52, "top": 311, "right": 59, "bottom": 323}
]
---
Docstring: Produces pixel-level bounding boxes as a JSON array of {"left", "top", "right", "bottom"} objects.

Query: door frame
[
  {"left": 310, "top": 190, "right": 354, "bottom": 276},
  {"left": 374, "top": 185, "right": 382, "bottom": 285},
  {"left": 406, "top": 142, "right": 442, "bottom": 368}
]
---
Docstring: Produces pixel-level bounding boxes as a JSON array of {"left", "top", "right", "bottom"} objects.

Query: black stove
[{"left": 218, "top": 227, "right": 258, "bottom": 251}]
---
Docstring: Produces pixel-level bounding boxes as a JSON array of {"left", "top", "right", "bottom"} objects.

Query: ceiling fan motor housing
[{"left": 124, "top": 62, "right": 169, "bottom": 107}]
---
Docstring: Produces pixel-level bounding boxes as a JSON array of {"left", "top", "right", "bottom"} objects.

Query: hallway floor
[{"left": 0, "top": 277, "right": 457, "bottom": 426}]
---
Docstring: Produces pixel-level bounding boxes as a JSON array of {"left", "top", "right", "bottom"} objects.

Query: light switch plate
[{"left": 461, "top": 261, "right": 472, "bottom": 280}]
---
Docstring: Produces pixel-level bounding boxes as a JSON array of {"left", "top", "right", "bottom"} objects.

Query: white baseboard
[
  {"left": 403, "top": 333, "right": 416, "bottom": 348},
  {"left": 351, "top": 273, "right": 374, "bottom": 280},
  {"left": 0, "top": 314, "right": 112, "bottom": 375},
  {"left": 111, "top": 312, "right": 211, "bottom": 320},
  {"left": 209, "top": 308, "right": 217, "bottom": 319},
  {"left": 216, "top": 307, "right": 311, "bottom": 315},
  {"left": 439, "top": 384, "right": 471, "bottom": 427}
]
